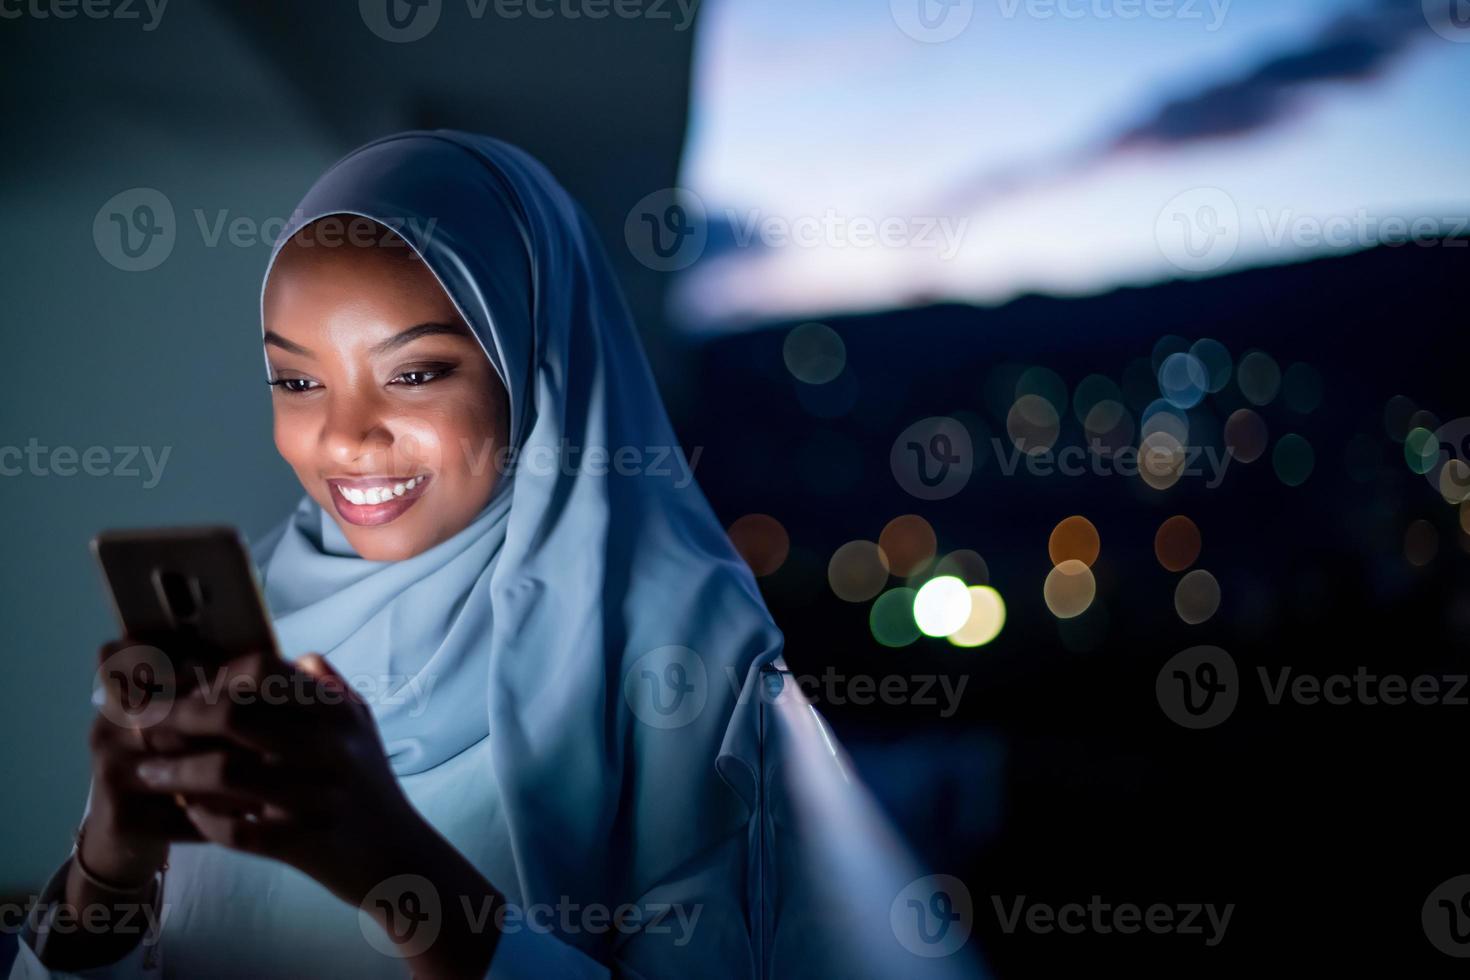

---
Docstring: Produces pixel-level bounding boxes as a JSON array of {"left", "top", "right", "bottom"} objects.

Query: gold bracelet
[{"left": 71, "top": 824, "right": 167, "bottom": 894}]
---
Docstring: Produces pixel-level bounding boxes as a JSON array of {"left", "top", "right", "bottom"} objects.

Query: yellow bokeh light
[
  {"left": 949, "top": 586, "right": 1007, "bottom": 648},
  {"left": 1044, "top": 559, "right": 1096, "bottom": 619}
]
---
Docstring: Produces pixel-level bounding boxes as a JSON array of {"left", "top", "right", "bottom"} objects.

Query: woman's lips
[{"left": 327, "top": 474, "right": 432, "bottom": 527}]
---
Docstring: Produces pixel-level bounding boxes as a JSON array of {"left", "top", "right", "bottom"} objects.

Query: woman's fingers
[{"left": 132, "top": 749, "right": 330, "bottom": 821}]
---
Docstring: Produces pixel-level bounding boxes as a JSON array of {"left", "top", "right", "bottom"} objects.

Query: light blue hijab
[{"left": 249, "top": 131, "right": 785, "bottom": 969}]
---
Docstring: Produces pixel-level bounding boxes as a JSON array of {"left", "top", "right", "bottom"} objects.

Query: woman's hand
[
  {"left": 132, "top": 649, "right": 504, "bottom": 979},
  {"left": 131, "top": 650, "right": 414, "bottom": 901},
  {"left": 81, "top": 638, "right": 196, "bottom": 887}
]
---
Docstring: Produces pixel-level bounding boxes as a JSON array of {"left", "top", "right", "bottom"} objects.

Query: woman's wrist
[{"left": 351, "top": 804, "right": 504, "bottom": 980}]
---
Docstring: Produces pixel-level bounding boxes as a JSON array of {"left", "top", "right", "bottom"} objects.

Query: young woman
[{"left": 15, "top": 131, "right": 785, "bottom": 979}]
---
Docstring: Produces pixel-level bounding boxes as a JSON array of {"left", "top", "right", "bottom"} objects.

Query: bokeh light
[
  {"left": 1273, "top": 434, "right": 1315, "bottom": 487},
  {"left": 1073, "top": 374, "right": 1123, "bottom": 425},
  {"left": 870, "top": 588, "right": 920, "bottom": 648},
  {"left": 1237, "top": 350, "right": 1281, "bottom": 406},
  {"left": 1158, "top": 352, "right": 1208, "bottom": 409},
  {"left": 1384, "top": 395, "right": 1417, "bottom": 443},
  {"left": 1141, "top": 399, "right": 1189, "bottom": 444},
  {"left": 726, "top": 514, "right": 790, "bottom": 577},
  {"left": 828, "top": 540, "right": 890, "bottom": 602},
  {"left": 1409, "top": 409, "right": 1441, "bottom": 436},
  {"left": 1048, "top": 516, "right": 1100, "bottom": 567},
  {"left": 1155, "top": 516, "right": 1202, "bottom": 572},
  {"left": 1405, "top": 520, "right": 1439, "bottom": 567},
  {"left": 1404, "top": 427, "right": 1437, "bottom": 475},
  {"left": 948, "top": 586, "right": 1006, "bottom": 648},
  {"left": 1189, "top": 338, "right": 1233, "bottom": 393},
  {"left": 936, "top": 549, "right": 990, "bottom": 586},
  {"left": 1007, "top": 394, "right": 1061, "bottom": 456},
  {"left": 878, "top": 514, "right": 937, "bottom": 578},
  {"left": 913, "top": 576, "right": 973, "bottom": 637},
  {"left": 1140, "top": 430, "right": 1187, "bottom": 490},
  {"left": 1016, "top": 366, "right": 1068, "bottom": 417},
  {"left": 1084, "top": 399, "right": 1135, "bottom": 452},
  {"left": 782, "top": 322, "right": 846, "bottom": 384},
  {"left": 1044, "top": 559, "right": 1097, "bottom": 619},
  {"left": 1440, "top": 460, "right": 1470, "bottom": 505},
  {"left": 1151, "top": 335, "right": 1189, "bottom": 375},
  {"left": 1175, "top": 569, "right": 1221, "bottom": 625},
  {"left": 1224, "top": 408, "right": 1268, "bottom": 464}
]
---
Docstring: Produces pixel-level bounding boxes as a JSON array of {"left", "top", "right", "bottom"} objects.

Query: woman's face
[{"left": 262, "top": 225, "right": 509, "bottom": 562}]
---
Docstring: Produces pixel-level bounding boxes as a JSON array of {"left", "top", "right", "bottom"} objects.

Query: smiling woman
[
  {"left": 262, "top": 225, "right": 510, "bottom": 560},
  {"left": 12, "top": 131, "right": 793, "bottom": 980}
]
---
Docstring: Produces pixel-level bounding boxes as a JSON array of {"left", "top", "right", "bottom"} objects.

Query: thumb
[{"left": 295, "top": 653, "right": 365, "bottom": 705}]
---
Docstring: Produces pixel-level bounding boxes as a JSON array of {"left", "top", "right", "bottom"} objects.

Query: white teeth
[{"left": 337, "top": 476, "right": 424, "bottom": 506}]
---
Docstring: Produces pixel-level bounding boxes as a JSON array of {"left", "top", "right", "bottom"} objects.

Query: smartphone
[{"left": 91, "top": 525, "right": 279, "bottom": 663}]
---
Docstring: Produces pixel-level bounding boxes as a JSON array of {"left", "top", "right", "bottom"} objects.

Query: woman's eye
[
  {"left": 390, "top": 367, "right": 452, "bottom": 387},
  {"left": 269, "top": 378, "right": 320, "bottom": 394}
]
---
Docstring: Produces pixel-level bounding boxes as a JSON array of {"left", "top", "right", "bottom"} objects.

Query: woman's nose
[{"left": 320, "top": 392, "right": 395, "bottom": 468}]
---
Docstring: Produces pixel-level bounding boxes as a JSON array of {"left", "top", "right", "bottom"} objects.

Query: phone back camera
[{"left": 154, "top": 569, "right": 205, "bottom": 627}]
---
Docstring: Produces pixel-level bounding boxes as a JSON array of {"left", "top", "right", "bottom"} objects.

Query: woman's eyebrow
[
  {"left": 264, "top": 331, "right": 312, "bottom": 356},
  {"left": 370, "top": 322, "right": 471, "bottom": 356}
]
